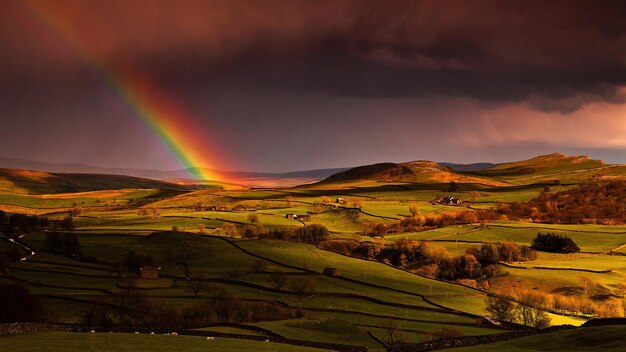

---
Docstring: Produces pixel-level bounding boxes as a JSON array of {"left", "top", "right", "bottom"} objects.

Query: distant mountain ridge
[
  {"left": 320, "top": 153, "right": 625, "bottom": 186},
  {"left": 0, "top": 156, "right": 349, "bottom": 183},
  {"left": 2, "top": 153, "right": 623, "bottom": 189},
  {"left": 0, "top": 168, "right": 198, "bottom": 195},
  {"left": 439, "top": 162, "right": 498, "bottom": 172}
]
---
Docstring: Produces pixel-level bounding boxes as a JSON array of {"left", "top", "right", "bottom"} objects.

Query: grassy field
[
  {"left": 0, "top": 332, "right": 328, "bottom": 352},
  {"left": 446, "top": 325, "right": 626, "bottom": 351},
  {"left": 1, "top": 156, "right": 625, "bottom": 350}
]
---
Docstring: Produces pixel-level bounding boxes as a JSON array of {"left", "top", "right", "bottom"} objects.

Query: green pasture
[
  {"left": 446, "top": 325, "right": 626, "bottom": 352},
  {"left": 0, "top": 333, "right": 327, "bottom": 352}
]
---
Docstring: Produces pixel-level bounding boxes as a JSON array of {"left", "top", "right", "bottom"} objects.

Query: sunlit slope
[
  {"left": 317, "top": 161, "right": 509, "bottom": 187},
  {"left": 0, "top": 333, "right": 327, "bottom": 352},
  {"left": 469, "top": 153, "right": 626, "bottom": 185},
  {"left": 445, "top": 325, "right": 626, "bottom": 352},
  {"left": 0, "top": 168, "right": 214, "bottom": 195}
]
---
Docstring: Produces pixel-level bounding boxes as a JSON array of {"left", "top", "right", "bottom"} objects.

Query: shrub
[
  {"left": 0, "top": 283, "right": 43, "bottom": 323},
  {"left": 44, "top": 231, "right": 81, "bottom": 257},
  {"left": 531, "top": 233, "right": 580, "bottom": 253},
  {"left": 294, "top": 224, "right": 329, "bottom": 245}
]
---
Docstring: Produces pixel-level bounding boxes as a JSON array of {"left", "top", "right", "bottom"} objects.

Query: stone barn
[{"left": 139, "top": 266, "right": 160, "bottom": 279}]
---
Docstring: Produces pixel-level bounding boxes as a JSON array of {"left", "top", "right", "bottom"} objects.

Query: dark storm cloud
[
  {"left": 1, "top": 0, "right": 626, "bottom": 171},
  {"left": 2, "top": 0, "right": 626, "bottom": 113}
]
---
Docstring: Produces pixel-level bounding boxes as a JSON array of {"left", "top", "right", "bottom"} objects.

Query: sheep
[
  {"left": 206, "top": 336, "right": 215, "bottom": 340},
  {"left": 171, "top": 332, "right": 178, "bottom": 336},
  {"left": 89, "top": 330, "right": 95, "bottom": 334},
  {"left": 134, "top": 332, "right": 139, "bottom": 334}
]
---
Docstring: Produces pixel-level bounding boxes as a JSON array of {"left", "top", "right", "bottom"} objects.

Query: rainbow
[{"left": 24, "top": 1, "right": 226, "bottom": 182}]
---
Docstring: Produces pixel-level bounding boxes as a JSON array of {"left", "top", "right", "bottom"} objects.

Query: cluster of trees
[
  {"left": 219, "top": 222, "right": 270, "bottom": 239},
  {"left": 360, "top": 181, "right": 625, "bottom": 238},
  {"left": 363, "top": 212, "right": 480, "bottom": 237},
  {"left": 44, "top": 232, "right": 81, "bottom": 257},
  {"left": 0, "top": 212, "right": 75, "bottom": 237},
  {"left": 485, "top": 296, "right": 550, "bottom": 328},
  {"left": 233, "top": 223, "right": 330, "bottom": 245},
  {"left": 293, "top": 224, "right": 330, "bottom": 245},
  {"left": 0, "top": 213, "right": 78, "bottom": 272},
  {"left": 499, "top": 283, "right": 626, "bottom": 318},
  {"left": 319, "top": 238, "right": 535, "bottom": 283},
  {"left": 1, "top": 212, "right": 76, "bottom": 237},
  {"left": 531, "top": 233, "right": 580, "bottom": 253},
  {"left": 268, "top": 271, "right": 317, "bottom": 296},
  {"left": 488, "top": 181, "right": 626, "bottom": 224},
  {"left": 137, "top": 205, "right": 160, "bottom": 218},
  {"left": 413, "top": 241, "right": 535, "bottom": 283},
  {"left": 84, "top": 280, "right": 301, "bottom": 329}
]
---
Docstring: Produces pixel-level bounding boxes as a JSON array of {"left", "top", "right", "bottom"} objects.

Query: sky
[{"left": 1, "top": 0, "right": 625, "bottom": 173}]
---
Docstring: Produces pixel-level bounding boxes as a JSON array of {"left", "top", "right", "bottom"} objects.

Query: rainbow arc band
[{"left": 25, "top": 0, "right": 224, "bottom": 182}]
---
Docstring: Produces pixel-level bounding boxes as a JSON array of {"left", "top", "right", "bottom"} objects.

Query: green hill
[
  {"left": 0, "top": 168, "right": 206, "bottom": 195},
  {"left": 320, "top": 161, "right": 509, "bottom": 187},
  {"left": 445, "top": 325, "right": 626, "bottom": 351},
  {"left": 468, "top": 153, "right": 625, "bottom": 184},
  {"left": 0, "top": 332, "right": 326, "bottom": 352}
]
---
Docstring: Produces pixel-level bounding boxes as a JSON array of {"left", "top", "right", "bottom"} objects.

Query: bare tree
[
  {"left": 485, "top": 296, "right": 516, "bottom": 322},
  {"left": 70, "top": 206, "right": 84, "bottom": 217},
  {"left": 579, "top": 276, "right": 596, "bottom": 295},
  {"left": 270, "top": 271, "right": 288, "bottom": 290},
  {"left": 516, "top": 305, "right": 551, "bottom": 328},
  {"left": 220, "top": 223, "right": 237, "bottom": 237},
  {"left": 384, "top": 317, "right": 403, "bottom": 346},
  {"left": 247, "top": 213, "right": 259, "bottom": 224}
]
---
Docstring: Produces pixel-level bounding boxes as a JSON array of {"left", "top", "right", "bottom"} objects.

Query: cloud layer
[{"left": 0, "top": 0, "right": 625, "bottom": 170}]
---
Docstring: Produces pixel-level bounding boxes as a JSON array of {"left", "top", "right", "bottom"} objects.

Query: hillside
[
  {"left": 0, "top": 168, "right": 202, "bottom": 195},
  {"left": 469, "top": 153, "right": 626, "bottom": 184},
  {"left": 0, "top": 156, "right": 348, "bottom": 186},
  {"left": 444, "top": 325, "right": 626, "bottom": 352},
  {"left": 320, "top": 161, "right": 509, "bottom": 186}
]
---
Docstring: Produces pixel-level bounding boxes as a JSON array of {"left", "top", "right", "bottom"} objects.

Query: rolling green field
[
  {"left": 446, "top": 325, "right": 626, "bottom": 352},
  {"left": 1, "top": 154, "right": 625, "bottom": 350},
  {"left": 0, "top": 332, "right": 327, "bottom": 352}
]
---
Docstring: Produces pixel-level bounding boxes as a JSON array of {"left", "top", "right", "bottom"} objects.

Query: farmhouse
[
  {"left": 286, "top": 214, "right": 312, "bottom": 221},
  {"left": 439, "top": 195, "right": 463, "bottom": 206},
  {"left": 139, "top": 266, "right": 160, "bottom": 279}
]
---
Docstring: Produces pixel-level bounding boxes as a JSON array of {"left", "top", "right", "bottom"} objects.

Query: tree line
[{"left": 486, "top": 181, "right": 626, "bottom": 224}]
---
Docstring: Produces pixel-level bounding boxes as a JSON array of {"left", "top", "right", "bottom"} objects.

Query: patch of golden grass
[{"left": 35, "top": 189, "right": 135, "bottom": 199}]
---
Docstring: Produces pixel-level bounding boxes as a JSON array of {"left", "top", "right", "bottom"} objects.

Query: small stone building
[
  {"left": 286, "top": 214, "right": 311, "bottom": 221},
  {"left": 440, "top": 195, "right": 463, "bottom": 205},
  {"left": 139, "top": 266, "right": 160, "bottom": 279},
  {"left": 323, "top": 267, "right": 341, "bottom": 277},
  {"left": 475, "top": 316, "right": 501, "bottom": 326}
]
